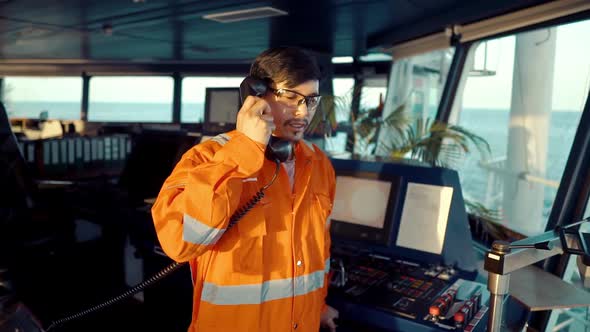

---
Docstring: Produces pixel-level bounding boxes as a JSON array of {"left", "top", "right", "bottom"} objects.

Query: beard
[{"left": 280, "top": 119, "right": 308, "bottom": 141}]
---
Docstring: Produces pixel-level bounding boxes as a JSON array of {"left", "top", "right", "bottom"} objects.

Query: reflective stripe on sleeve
[
  {"left": 211, "top": 133, "right": 231, "bottom": 146},
  {"left": 325, "top": 258, "right": 330, "bottom": 273},
  {"left": 201, "top": 268, "right": 326, "bottom": 305},
  {"left": 183, "top": 214, "right": 226, "bottom": 246}
]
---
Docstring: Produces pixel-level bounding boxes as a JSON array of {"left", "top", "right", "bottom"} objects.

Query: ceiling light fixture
[
  {"left": 202, "top": 6, "right": 287, "bottom": 23},
  {"left": 331, "top": 56, "right": 354, "bottom": 64}
]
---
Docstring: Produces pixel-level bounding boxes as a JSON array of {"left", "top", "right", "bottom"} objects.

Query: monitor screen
[
  {"left": 204, "top": 87, "right": 240, "bottom": 125},
  {"left": 329, "top": 158, "right": 476, "bottom": 271},
  {"left": 395, "top": 182, "right": 454, "bottom": 255},
  {"left": 330, "top": 171, "right": 401, "bottom": 246},
  {"left": 332, "top": 176, "right": 391, "bottom": 229}
]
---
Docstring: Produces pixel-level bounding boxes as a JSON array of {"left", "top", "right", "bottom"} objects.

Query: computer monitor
[
  {"left": 203, "top": 87, "right": 240, "bottom": 135},
  {"left": 329, "top": 158, "right": 477, "bottom": 272},
  {"left": 330, "top": 170, "right": 401, "bottom": 247}
]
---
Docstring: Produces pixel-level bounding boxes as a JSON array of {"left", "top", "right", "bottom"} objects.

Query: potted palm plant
[
  {"left": 309, "top": 87, "right": 491, "bottom": 171},
  {"left": 312, "top": 89, "right": 512, "bottom": 244},
  {"left": 380, "top": 107, "right": 492, "bottom": 168}
]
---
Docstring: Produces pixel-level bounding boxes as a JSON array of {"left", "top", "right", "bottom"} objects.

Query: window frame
[{"left": 438, "top": 15, "right": 590, "bottom": 332}]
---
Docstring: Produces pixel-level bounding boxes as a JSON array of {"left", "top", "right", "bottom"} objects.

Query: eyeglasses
[{"left": 268, "top": 87, "right": 322, "bottom": 109}]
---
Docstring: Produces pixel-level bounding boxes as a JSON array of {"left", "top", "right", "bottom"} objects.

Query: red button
[{"left": 429, "top": 305, "right": 440, "bottom": 316}]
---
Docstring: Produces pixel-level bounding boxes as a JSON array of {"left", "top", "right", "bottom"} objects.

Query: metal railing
[{"left": 477, "top": 156, "right": 560, "bottom": 208}]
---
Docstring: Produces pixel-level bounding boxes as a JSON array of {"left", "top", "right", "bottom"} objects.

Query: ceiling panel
[{"left": 0, "top": 0, "right": 558, "bottom": 62}]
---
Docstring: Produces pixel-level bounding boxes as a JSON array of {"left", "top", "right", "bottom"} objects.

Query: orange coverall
[{"left": 151, "top": 130, "right": 335, "bottom": 331}]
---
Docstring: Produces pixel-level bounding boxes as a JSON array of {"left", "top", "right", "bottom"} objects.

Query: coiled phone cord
[{"left": 46, "top": 160, "right": 281, "bottom": 331}]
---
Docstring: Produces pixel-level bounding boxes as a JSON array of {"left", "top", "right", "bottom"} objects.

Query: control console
[
  {"left": 327, "top": 159, "right": 487, "bottom": 331},
  {"left": 328, "top": 249, "right": 488, "bottom": 332}
]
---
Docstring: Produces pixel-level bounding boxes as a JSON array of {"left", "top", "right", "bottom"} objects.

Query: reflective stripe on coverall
[{"left": 151, "top": 130, "right": 335, "bottom": 332}]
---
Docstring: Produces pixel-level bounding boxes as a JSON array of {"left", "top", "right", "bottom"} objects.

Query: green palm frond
[
  {"left": 307, "top": 89, "right": 354, "bottom": 136},
  {"left": 448, "top": 124, "right": 492, "bottom": 159},
  {"left": 382, "top": 103, "right": 410, "bottom": 136},
  {"left": 383, "top": 113, "right": 491, "bottom": 168},
  {"left": 465, "top": 199, "right": 502, "bottom": 221}
]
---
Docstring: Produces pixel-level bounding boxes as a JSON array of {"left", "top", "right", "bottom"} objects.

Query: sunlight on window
[
  {"left": 361, "top": 87, "right": 387, "bottom": 110},
  {"left": 376, "top": 47, "right": 456, "bottom": 156},
  {"left": 333, "top": 78, "right": 354, "bottom": 123},
  {"left": 181, "top": 77, "right": 242, "bottom": 123},
  {"left": 2, "top": 77, "right": 82, "bottom": 120},
  {"left": 88, "top": 76, "right": 173, "bottom": 122},
  {"left": 452, "top": 19, "right": 590, "bottom": 236}
]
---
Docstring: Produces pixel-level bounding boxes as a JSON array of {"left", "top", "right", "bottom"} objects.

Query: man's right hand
[{"left": 236, "top": 95, "right": 274, "bottom": 145}]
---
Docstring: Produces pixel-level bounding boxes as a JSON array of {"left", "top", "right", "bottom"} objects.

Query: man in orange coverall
[{"left": 152, "top": 46, "right": 339, "bottom": 332}]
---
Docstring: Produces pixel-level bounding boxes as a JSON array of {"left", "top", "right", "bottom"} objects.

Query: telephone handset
[
  {"left": 239, "top": 76, "right": 292, "bottom": 163},
  {"left": 46, "top": 78, "right": 286, "bottom": 331}
]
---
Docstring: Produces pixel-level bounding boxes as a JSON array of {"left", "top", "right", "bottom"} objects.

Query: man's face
[{"left": 263, "top": 80, "right": 320, "bottom": 142}]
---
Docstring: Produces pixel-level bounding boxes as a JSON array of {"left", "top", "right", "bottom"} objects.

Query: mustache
[{"left": 284, "top": 119, "right": 309, "bottom": 127}]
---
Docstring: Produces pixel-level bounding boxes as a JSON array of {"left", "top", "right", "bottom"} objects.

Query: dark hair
[{"left": 249, "top": 46, "right": 321, "bottom": 88}]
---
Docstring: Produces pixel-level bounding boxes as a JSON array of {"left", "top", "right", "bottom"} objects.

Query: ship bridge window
[
  {"left": 88, "top": 76, "right": 173, "bottom": 123},
  {"left": 361, "top": 77, "right": 387, "bottom": 111},
  {"left": 1, "top": 76, "right": 82, "bottom": 120},
  {"left": 320, "top": 77, "right": 355, "bottom": 154},
  {"left": 449, "top": 18, "right": 590, "bottom": 237},
  {"left": 332, "top": 77, "right": 354, "bottom": 124},
  {"left": 326, "top": 75, "right": 390, "bottom": 156},
  {"left": 181, "top": 76, "right": 242, "bottom": 123},
  {"left": 375, "top": 47, "right": 455, "bottom": 156}
]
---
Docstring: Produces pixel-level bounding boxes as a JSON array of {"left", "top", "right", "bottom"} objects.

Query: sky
[
  {"left": 3, "top": 19, "right": 590, "bottom": 112},
  {"left": 461, "top": 19, "right": 590, "bottom": 111}
]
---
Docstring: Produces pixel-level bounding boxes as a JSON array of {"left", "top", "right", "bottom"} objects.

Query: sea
[
  {"left": 455, "top": 108, "right": 582, "bottom": 222},
  {"left": 6, "top": 101, "right": 584, "bottom": 223},
  {"left": 5, "top": 101, "right": 206, "bottom": 123}
]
